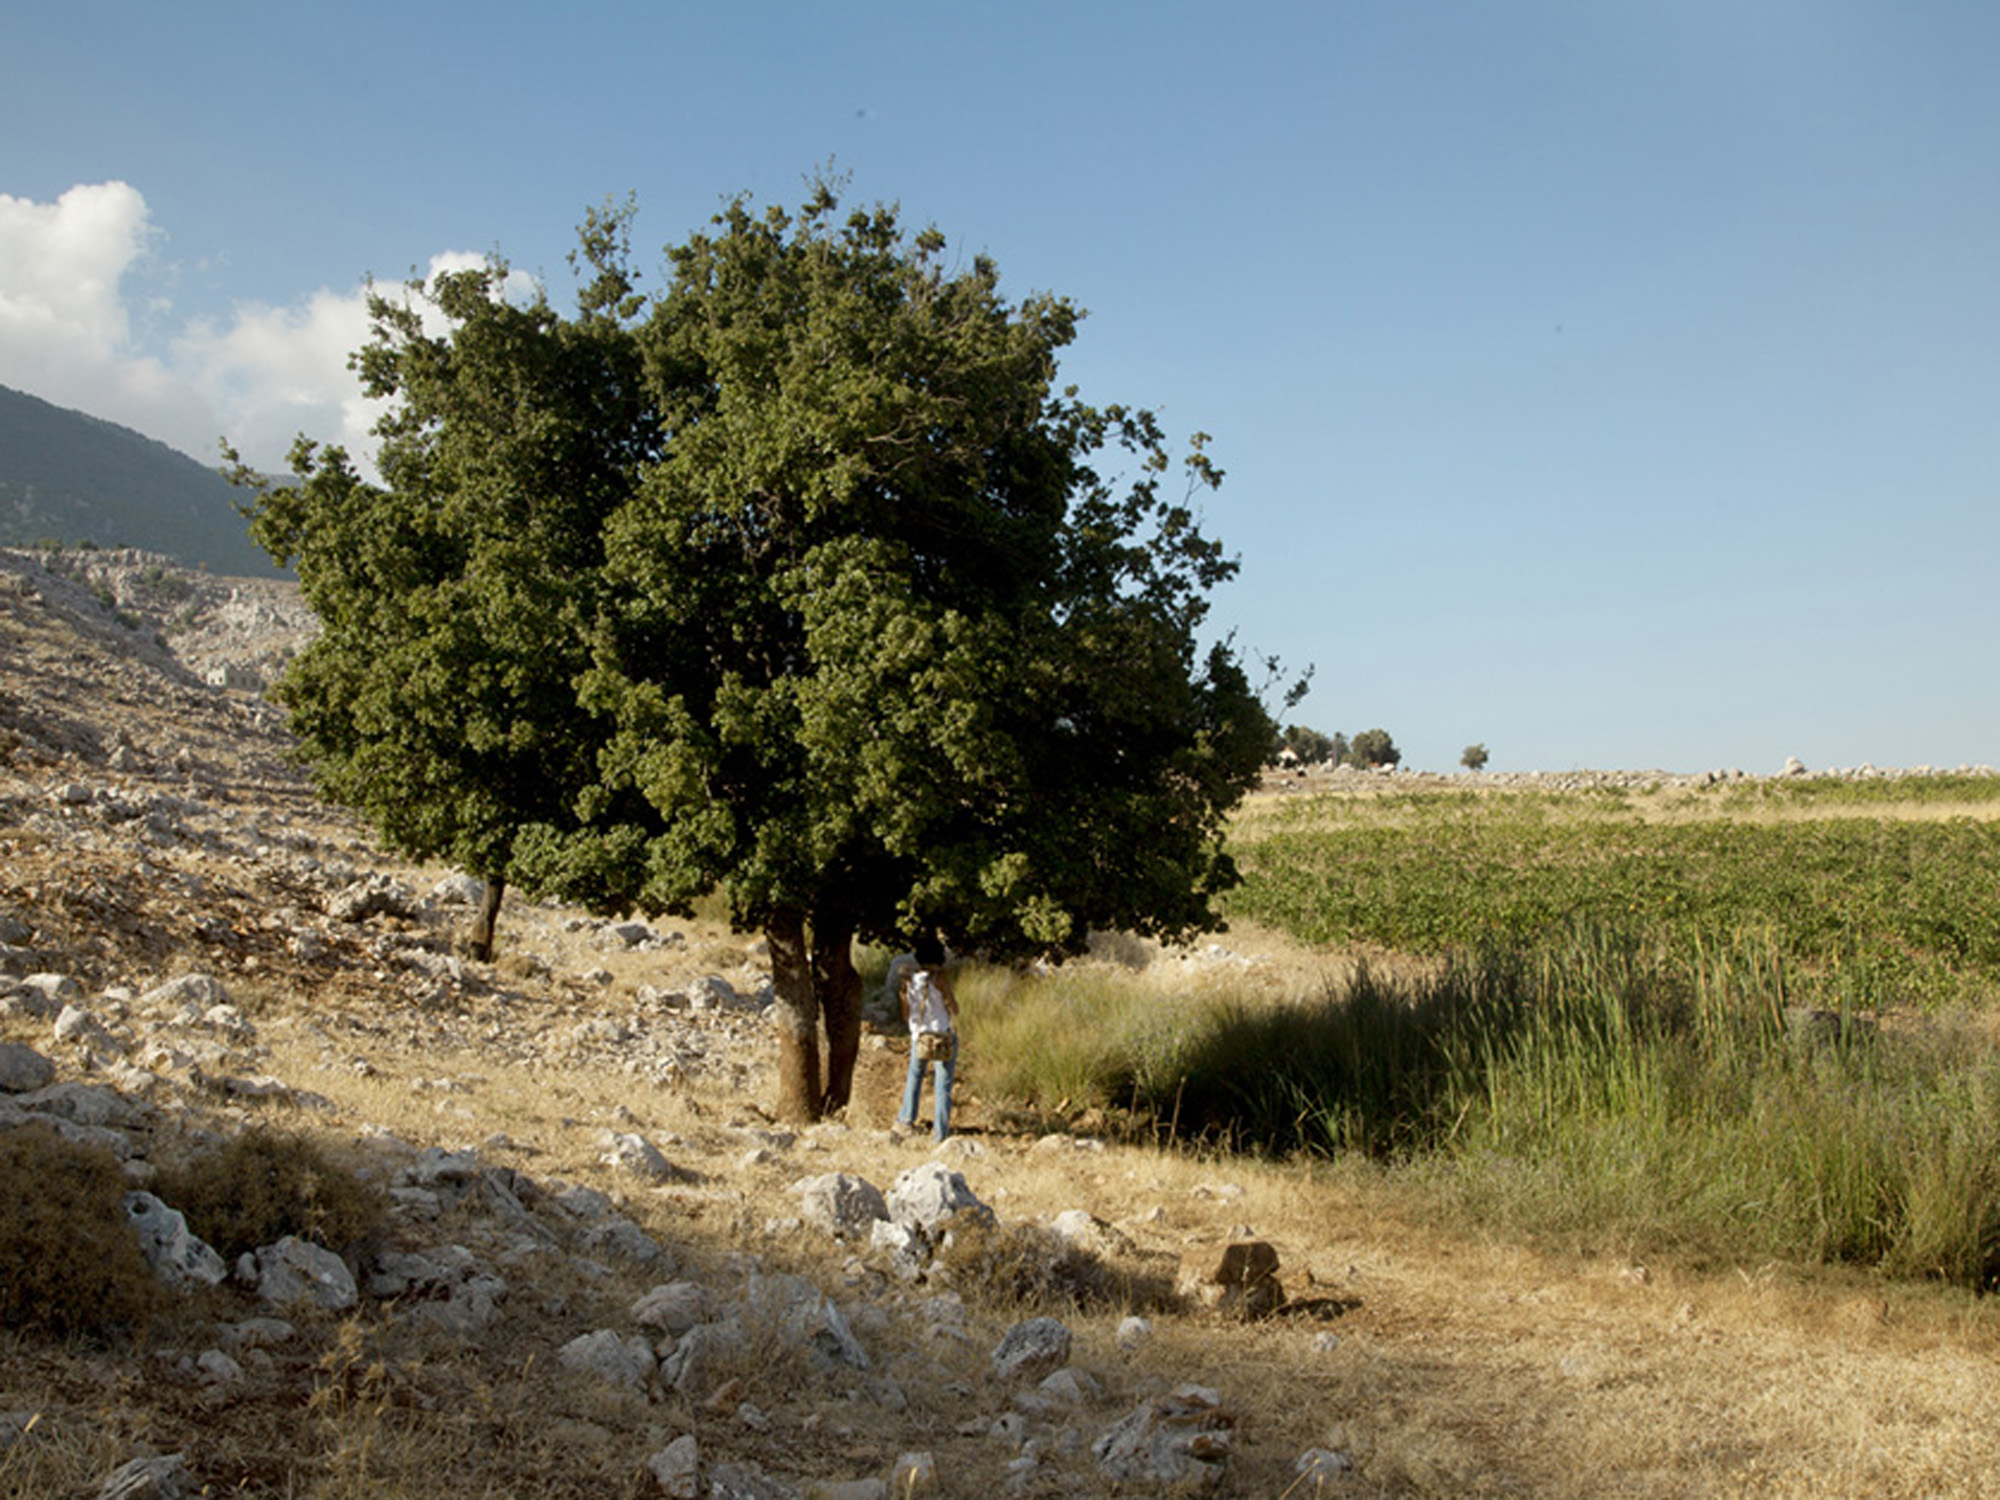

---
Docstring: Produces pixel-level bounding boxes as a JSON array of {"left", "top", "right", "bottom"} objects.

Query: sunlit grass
[
  {"left": 1226, "top": 782, "right": 2000, "bottom": 1008},
  {"left": 973, "top": 924, "right": 2000, "bottom": 1293}
]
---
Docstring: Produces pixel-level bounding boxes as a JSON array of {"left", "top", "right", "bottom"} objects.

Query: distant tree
[
  {"left": 1274, "top": 724, "right": 1336, "bottom": 765},
  {"left": 1461, "top": 742, "right": 1490, "bottom": 772},
  {"left": 1349, "top": 727, "right": 1401, "bottom": 769}
]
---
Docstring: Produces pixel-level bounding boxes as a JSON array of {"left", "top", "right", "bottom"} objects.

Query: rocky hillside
[
  {"left": 5, "top": 549, "right": 1997, "bottom": 1499},
  {"left": 0, "top": 386, "right": 283, "bottom": 578},
  {"left": 0, "top": 549, "right": 1356, "bottom": 1498}
]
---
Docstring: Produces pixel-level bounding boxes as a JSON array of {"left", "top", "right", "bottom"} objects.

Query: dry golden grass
[{"left": 8, "top": 783, "right": 2000, "bottom": 1493}]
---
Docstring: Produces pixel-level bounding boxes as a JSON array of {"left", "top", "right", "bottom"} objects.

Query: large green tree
[
  {"left": 239, "top": 184, "right": 1277, "bottom": 1123},
  {"left": 231, "top": 206, "right": 654, "bottom": 958},
  {"left": 512, "top": 186, "right": 1276, "bottom": 1120}
]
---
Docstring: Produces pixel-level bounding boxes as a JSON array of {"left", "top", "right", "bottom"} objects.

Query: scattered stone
[
  {"left": 1093, "top": 1385, "right": 1234, "bottom": 1488},
  {"left": 799, "top": 1172, "right": 890, "bottom": 1239},
  {"left": 140, "top": 974, "right": 231, "bottom": 1012},
  {"left": 0, "top": 1042, "right": 54, "bottom": 1093},
  {"left": 196, "top": 1348, "right": 243, "bottom": 1384},
  {"left": 96, "top": 1453, "right": 189, "bottom": 1500},
  {"left": 747, "top": 1270, "right": 871, "bottom": 1373},
  {"left": 250, "top": 1237, "right": 358, "bottom": 1311},
  {"left": 889, "top": 1452, "right": 938, "bottom": 1495},
  {"left": 602, "top": 1131, "right": 682, "bottom": 1181},
  {"left": 1177, "top": 1240, "right": 1285, "bottom": 1319},
  {"left": 326, "top": 874, "right": 419, "bottom": 923},
  {"left": 706, "top": 1461, "right": 803, "bottom": 1500},
  {"left": 886, "top": 1162, "right": 992, "bottom": 1235},
  {"left": 123, "top": 1192, "right": 227, "bottom": 1289},
  {"left": 430, "top": 874, "right": 486, "bottom": 907},
  {"left": 1115, "top": 1315, "right": 1154, "bottom": 1351},
  {"left": 991, "top": 1317, "right": 1072, "bottom": 1382},
  {"left": 648, "top": 1433, "right": 701, "bottom": 1498},
  {"left": 54, "top": 1003, "right": 122, "bottom": 1050},
  {"left": 19, "top": 975, "right": 81, "bottom": 1010},
  {"left": 1050, "top": 1208, "right": 1133, "bottom": 1257},
  {"left": 1295, "top": 1446, "right": 1355, "bottom": 1486},
  {"left": 557, "top": 1329, "right": 656, "bottom": 1390},
  {"left": 632, "top": 1281, "right": 711, "bottom": 1336}
]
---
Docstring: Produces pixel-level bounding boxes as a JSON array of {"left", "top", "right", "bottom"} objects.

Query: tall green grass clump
[{"left": 978, "top": 927, "right": 2000, "bottom": 1291}]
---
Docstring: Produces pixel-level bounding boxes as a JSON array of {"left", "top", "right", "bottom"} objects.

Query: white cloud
[
  {"left": 0, "top": 182, "right": 528, "bottom": 478},
  {"left": 0, "top": 181, "right": 149, "bottom": 351}
]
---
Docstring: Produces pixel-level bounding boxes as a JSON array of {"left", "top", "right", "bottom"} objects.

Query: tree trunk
[
  {"left": 467, "top": 874, "right": 506, "bottom": 962},
  {"left": 766, "top": 908, "right": 823, "bottom": 1123},
  {"left": 811, "top": 911, "right": 862, "bottom": 1117}
]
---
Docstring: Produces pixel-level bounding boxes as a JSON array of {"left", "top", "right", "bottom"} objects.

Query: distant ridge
[{"left": 0, "top": 384, "right": 283, "bottom": 577}]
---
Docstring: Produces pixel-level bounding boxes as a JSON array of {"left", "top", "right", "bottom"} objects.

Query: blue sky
[{"left": 4, "top": 2, "right": 1995, "bottom": 774}]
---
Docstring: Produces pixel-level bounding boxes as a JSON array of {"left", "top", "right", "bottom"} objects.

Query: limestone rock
[
  {"left": 799, "top": 1172, "right": 889, "bottom": 1239},
  {"left": 887, "top": 1161, "right": 992, "bottom": 1234},
  {"left": 632, "top": 1281, "right": 711, "bottom": 1336},
  {"left": 0, "top": 1042, "right": 54, "bottom": 1093},
  {"left": 1176, "top": 1239, "right": 1285, "bottom": 1319},
  {"left": 648, "top": 1433, "right": 700, "bottom": 1498},
  {"left": 96, "top": 1453, "right": 189, "bottom": 1500},
  {"left": 251, "top": 1237, "right": 357, "bottom": 1311},
  {"left": 602, "top": 1131, "right": 682, "bottom": 1182},
  {"left": 1093, "top": 1385, "right": 1233, "bottom": 1488},
  {"left": 991, "top": 1316, "right": 1072, "bottom": 1382},
  {"left": 123, "top": 1192, "right": 226, "bottom": 1289},
  {"left": 558, "top": 1329, "right": 655, "bottom": 1390}
]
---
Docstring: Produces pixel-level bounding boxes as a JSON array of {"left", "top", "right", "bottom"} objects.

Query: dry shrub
[
  {"left": 153, "top": 1125, "right": 387, "bottom": 1260},
  {"left": 0, "top": 1124, "right": 159, "bottom": 1337},
  {"left": 939, "top": 1219, "right": 1173, "bottom": 1315}
]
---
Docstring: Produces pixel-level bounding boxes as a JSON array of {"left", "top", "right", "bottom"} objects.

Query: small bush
[
  {"left": 938, "top": 1219, "right": 1114, "bottom": 1312},
  {"left": 938, "top": 1219, "right": 1174, "bottom": 1315},
  {"left": 153, "top": 1127, "right": 386, "bottom": 1261},
  {"left": 0, "top": 1126, "right": 160, "bottom": 1337}
]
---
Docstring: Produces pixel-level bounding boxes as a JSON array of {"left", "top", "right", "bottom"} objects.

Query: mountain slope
[{"left": 0, "top": 383, "right": 282, "bottom": 577}]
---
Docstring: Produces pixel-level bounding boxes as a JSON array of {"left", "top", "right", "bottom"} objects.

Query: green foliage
[
  {"left": 153, "top": 1127, "right": 387, "bottom": 1261},
  {"left": 521, "top": 181, "right": 1273, "bottom": 962},
  {"left": 231, "top": 201, "right": 655, "bottom": 899},
  {"left": 235, "top": 178, "right": 1275, "bottom": 1116},
  {"left": 1347, "top": 727, "right": 1400, "bottom": 768},
  {"left": 0, "top": 1126, "right": 159, "bottom": 1337},
  {"left": 1460, "top": 742, "right": 1489, "bottom": 771},
  {"left": 1230, "top": 786, "right": 2000, "bottom": 1006}
]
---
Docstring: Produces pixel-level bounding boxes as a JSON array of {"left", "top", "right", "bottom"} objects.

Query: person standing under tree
[{"left": 896, "top": 936, "right": 960, "bottom": 1142}]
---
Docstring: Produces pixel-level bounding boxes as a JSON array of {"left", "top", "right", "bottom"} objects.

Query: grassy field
[
  {"left": 1229, "top": 774, "right": 2000, "bottom": 1006},
  {"left": 968, "top": 774, "right": 2000, "bottom": 1293}
]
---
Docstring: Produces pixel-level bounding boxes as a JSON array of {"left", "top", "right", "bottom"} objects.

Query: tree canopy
[
  {"left": 1348, "top": 728, "right": 1402, "bottom": 769},
  {"left": 238, "top": 184, "right": 1278, "bottom": 1120},
  {"left": 230, "top": 207, "right": 654, "bottom": 958}
]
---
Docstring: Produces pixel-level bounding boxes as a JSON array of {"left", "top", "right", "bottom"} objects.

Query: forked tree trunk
[
  {"left": 766, "top": 908, "right": 823, "bottom": 1123},
  {"left": 467, "top": 874, "right": 506, "bottom": 962},
  {"left": 812, "top": 910, "right": 863, "bottom": 1117},
  {"left": 766, "top": 907, "right": 865, "bottom": 1123}
]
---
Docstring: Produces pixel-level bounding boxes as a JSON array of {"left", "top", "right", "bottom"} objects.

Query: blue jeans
[{"left": 898, "top": 1044, "right": 956, "bottom": 1140}]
